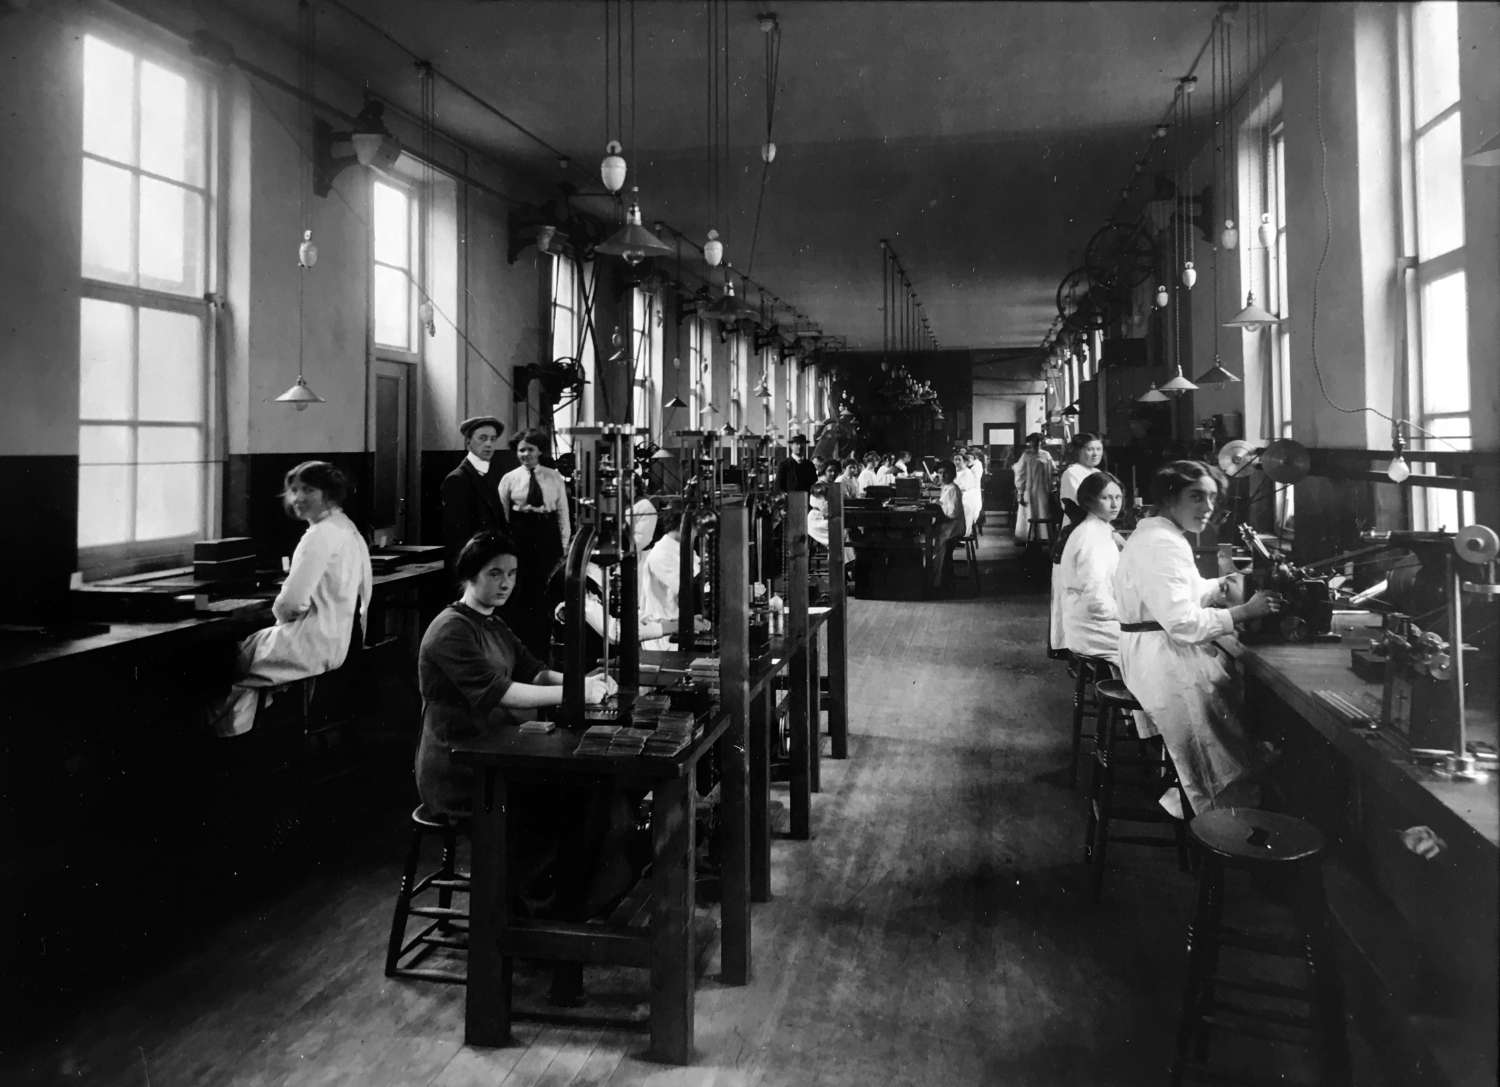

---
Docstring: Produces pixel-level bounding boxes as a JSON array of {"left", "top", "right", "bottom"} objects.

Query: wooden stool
[
  {"left": 1171, "top": 808, "right": 1352, "bottom": 1087},
  {"left": 385, "top": 805, "right": 470, "bottom": 984},
  {"left": 1084, "top": 679, "right": 1191, "bottom": 902},
  {"left": 947, "top": 524, "right": 981, "bottom": 595},
  {"left": 1068, "top": 654, "right": 1113, "bottom": 789}
]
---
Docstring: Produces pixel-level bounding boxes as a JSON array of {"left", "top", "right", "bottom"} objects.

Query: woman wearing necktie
[{"left": 497, "top": 428, "right": 572, "bottom": 655}]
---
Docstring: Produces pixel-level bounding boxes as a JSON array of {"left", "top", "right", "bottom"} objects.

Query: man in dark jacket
[
  {"left": 775, "top": 433, "right": 818, "bottom": 493},
  {"left": 441, "top": 415, "right": 506, "bottom": 570}
]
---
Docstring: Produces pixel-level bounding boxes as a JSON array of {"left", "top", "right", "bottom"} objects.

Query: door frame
[{"left": 368, "top": 358, "right": 414, "bottom": 544}]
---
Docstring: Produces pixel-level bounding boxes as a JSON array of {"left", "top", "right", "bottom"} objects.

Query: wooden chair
[
  {"left": 1170, "top": 808, "right": 1351, "bottom": 1087},
  {"left": 1067, "top": 653, "right": 1113, "bottom": 788}
]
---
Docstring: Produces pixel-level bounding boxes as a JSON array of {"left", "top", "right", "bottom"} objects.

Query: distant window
[
  {"left": 371, "top": 178, "right": 417, "bottom": 354},
  {"left": 549, "top": 256, "right": 595, "bottom": 452},
  {"left": 630, "top": 288, "right": 660, "bottom": 435},
  {"left": 78, "top": 30, "right": 215, "bottom": 569},
  {"left": 1401, "top": 0, "right": 1471, "bottom": 528}
]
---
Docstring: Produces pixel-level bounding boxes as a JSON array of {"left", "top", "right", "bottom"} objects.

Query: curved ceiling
[{"left": 214, "top": 0, "right": 1304, "bottom": 351}]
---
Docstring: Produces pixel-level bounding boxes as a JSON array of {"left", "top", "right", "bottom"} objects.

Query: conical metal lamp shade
[
  {"left": 275, "top": 375, "right": 325, "bottom": 407},
  {"left": 596, "top": 214, "right": 672, "bottom": 265},
  {"left": 1463, "top": 131, "right": 1500, "bottom": 167},
  {"left": 1224, "top": 291, "right": 1281, "bottom": 329},
  {"left": 664, "top": 395, "right": 688, "bottom": 409},
  {"left": 1194, "top": 357, "right": 1242, "bottom": 384},
  {"left": 1159, "top": 368, "right": 1198, "bottom": 393},
  {"left": 1137, "top": 383, "right": 1170, "bottom": 403}
]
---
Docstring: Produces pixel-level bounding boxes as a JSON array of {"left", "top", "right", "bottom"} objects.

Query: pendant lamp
[
  {"left": 280, "top": 0, "right": 323, "bottom": 411},
  {"left": 275, "top": 373, "right": 325, "bottom": 410},
  {"left": 596, "top": 188, "right": 672, "bottom": 266},
  {"left": 1224, "top": 291, "right": 1281, "bottom": 331},
  {"left": 1137, "top": 383, "right": 1170, "bottom": 403},
  {"left": 1160, "top": 367, "right": 1198, "bottom": 394},
  {"left": 1193, "top": 355, "right": 1242, "bottom": 385}
]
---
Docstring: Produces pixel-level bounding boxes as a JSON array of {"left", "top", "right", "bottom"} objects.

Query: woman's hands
[
  {"left": 1231, "top": 590, "right": 1284, "bottom": 624},
  {"left": 583, "top": 672, "right": 618, "bottom": 705}
]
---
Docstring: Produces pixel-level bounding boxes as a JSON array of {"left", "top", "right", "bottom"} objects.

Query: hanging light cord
[{"left": 744, "top": 14, "right": 782, "bottom": 277}]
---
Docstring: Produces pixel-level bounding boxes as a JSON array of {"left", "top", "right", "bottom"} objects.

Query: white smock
[
  {"left": 1114, "top": 516, "right": 1260, "bottom": 816},
  {"left": 215, "top": 509, "right": 373, "bottom": 737},
  {"left": 1057, "top": 514, "right": 1122, "bottom": 663},
  {"left": 955, "top": 462, "right": 982, "bottom": 534},
  {"left": 638, "top": 539, "right": 700, "bottom": 651},
  {"left": 1011, "top": 449, "right": 1055, "bottom": 543},
  {"left": 1059, "top": 463, "right": 1097, "bottom": 511}
]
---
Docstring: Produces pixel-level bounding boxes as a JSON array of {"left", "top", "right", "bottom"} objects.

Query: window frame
[
  {"left": 1398, "top": 0, "right": 1472, "bottom": 530},
  {"left": 76, "top": 21, "right": 221, "bottom": 577},
  {"left": 371, "top": 173, "right": 421, "bottom": 362}
]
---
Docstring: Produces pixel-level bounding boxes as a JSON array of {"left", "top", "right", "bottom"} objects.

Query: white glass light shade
[
  {"left": 1220, "top": 220, "right": 1238, "bottom": 250},
  {"left": 1181, "top": 261, "right": 1197, "bottom": 289},
  {"left": 1155, "top": 284, "right": 1170, "bottom": 309},
  {"left": 600, "top": 140, "right": 627, "bottom": 193},
  {"left": 298, "top": 229, "right": 318, "bottom": 268},
  {"left": 1258, "top": 212, "right": 1276, "bottom": 249},
  {"left": 1386, "top": 453, "right": 1411, "bottom": 483},
  {"left": 703, "top": 229, "right": 723, "bottom": 267},
  {"left": 761, "top": 141, "right": 777, "bottom": 163}
]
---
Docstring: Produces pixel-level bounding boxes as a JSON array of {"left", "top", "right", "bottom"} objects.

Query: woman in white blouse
[
  {"left": 1114, "top": 461, "right": 1282, "bottom": 816},
  {"left": 1058, "top": 432, "right": 1104, "bottom": 525},
  {"left": 1056, "top": 471, "right": 1125, "bottom": 663},
  {"left": 213, "top": 461, "right": 372, "bottom": 737},
  {"left": 497, "top": 428, "right": 572, "bottom": 654}
]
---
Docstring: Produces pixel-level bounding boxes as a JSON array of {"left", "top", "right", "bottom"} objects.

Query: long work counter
[{"left": 1225, "top": 637, "right": 1498, "bottom": 1087}]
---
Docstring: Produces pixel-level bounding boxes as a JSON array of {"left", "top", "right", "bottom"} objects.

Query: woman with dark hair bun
[
  {"left": 1055, "top": 471, "right": 1126, "bottom": 662},
  {"left": 1059, "top": 432, "right": 1104, "bottom": 525},
  {"left": 1113, "top": 460, "right": 1284, "bottom": 816},
  {"left": 212, "top": 460, "right": 372, "bottom": 737}
]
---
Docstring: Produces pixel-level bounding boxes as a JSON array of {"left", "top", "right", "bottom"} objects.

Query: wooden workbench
[{"left": 1227, "top": 638, "right": 1498, "bottom": 1087}]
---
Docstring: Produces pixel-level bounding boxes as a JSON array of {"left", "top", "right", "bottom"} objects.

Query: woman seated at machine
[
  {"left": 415, "top": 531, "right": 630, "bottom": 920},
  {"left": 211, "top": 460, "right": 372, "bottom": 738},
  {"left": 638, "top": 518, "right": 709, "bottom": 651},
  {"left": 1055, "top": 471, "right": 1126, "bottom": 663},
  {"left": 926, "top": 460, "right": 968, "bottom": 590},
  {"left": 545, "top": 560, "right": 692, "bottom": 669},
  {"left": 1114, "top": 461, "right": 1283, "bottom": 816}
]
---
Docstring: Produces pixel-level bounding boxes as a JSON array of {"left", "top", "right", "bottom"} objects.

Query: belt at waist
[
  {"left": 1120, "top": 621, "right": 1164, "bottom": 633},
  {"left": 510, "top": 507, "right": 556, "bottom": 515}
]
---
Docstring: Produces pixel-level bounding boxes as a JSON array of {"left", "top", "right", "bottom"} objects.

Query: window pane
[
  {"left": 83, "top": 36, "right": 135, "bottom": 165},
  {"left": 1415, "top": 114, "right": 1465, "bottom": 259},
  {"left": 1419, "top": 271, "right": 1469, "bottom": 415},
  {"left": 373, "top": 264, "right": 411, "bottom": 349},
  {"left": 1412, "top": 0, "right": 1460, "bottom": 126},
  {"left": 372, "top": 181, "right": 409, "bottom": 268},
  {"left": 82, "top": 158, "right": 134, "bottom": 282},
  {"left": 80, "top": 298, "right": 134, "bottom": 421},
  {"left": 78, "top": 425, "right": 133, "bottom": 548},
  {"left": 138, "top": 309, "right": 202, "bottom": 421},
  {"left": 134, "top": 426, "right": 201, "bottom": 541},
  {"left": 138, "top": 177, "right": 202, "bottom": 292},
  {"left": 140, "top": 61, "right": 202, "bottom": 185}
]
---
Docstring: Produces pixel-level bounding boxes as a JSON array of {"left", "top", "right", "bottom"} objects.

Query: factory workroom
[{"left": 1, "top": 1, "right": 1498, "bottom": 1085}]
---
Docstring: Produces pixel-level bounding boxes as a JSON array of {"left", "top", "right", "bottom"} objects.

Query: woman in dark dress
[{"left": 416, "top": 532, "right": 632, "bottom": 923}]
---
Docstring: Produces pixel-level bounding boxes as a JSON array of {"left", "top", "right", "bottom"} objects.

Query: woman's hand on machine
[
  {"left": 1233, "top": 590, "right": 1284, "bottom": 622},
  {"left": 583, "top": 672, "right": 616, "bottom": 705}
]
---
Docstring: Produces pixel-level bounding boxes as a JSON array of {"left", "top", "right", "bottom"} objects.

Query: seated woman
[
  {"left": 1056, "top": 471, "right": 1126, "bottom": 664},
  {"left": 1114, "top": 461, "right": 1283, "bottom": 817},
  {"left": 807, "top": 482, "right": 856, "bottom": 566},
  {"left": 926, "top": 460, "right": 968, "bottom": 589},
  {"left": 546, "top": 560, "right": 689, "bottom": 671},
  {"left": 872, "top": 454, "right": 897, "bottom": 488},
  {"left": 638, "top": 519, "right": 706, "bottom": 651},
  {"left": 212, "top": 461, "right": 372, "bottom": 737},
  {"left": 416, "top": 531, "right": 629, "bottom": 920}
]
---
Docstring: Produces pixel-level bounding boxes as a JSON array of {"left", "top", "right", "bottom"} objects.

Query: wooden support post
[
  {"left": 786, "top": 494, "right": 812, "bottom": 840},
  {"left": 648, "top": 772, "right": 695, "bottom": 1065},
  {"left": 827, "top": 485, "right": 850, "bottom": 759},
  {"left": 716, "top": 501, "right": 752, "bottom": 981},
  {"left": 749, "top": 685, "right": 772, "bottom": 901}
]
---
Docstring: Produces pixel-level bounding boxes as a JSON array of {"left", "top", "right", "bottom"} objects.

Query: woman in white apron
[
  {"left": 215, "top": 461, "right": 373, "bottom": 737},
  {"left": 1011, "top": 434, "right": 1055, "bottom": 545},
  {"left": 1113, "top": 461, "right": 1282, "bottom": 816}
]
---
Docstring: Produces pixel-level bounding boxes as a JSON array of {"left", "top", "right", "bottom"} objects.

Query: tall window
[
  {"left": 1266, "top": 121, "right": 1291, "bottom": 443},
  {"left": 371, "top": 178, "right": 418, "bottom": 354},
  {"left": 78, "top": 31, "right": 215, "bottom": 568},
  {"left": 630, "top": 288, "right": 661, "bottom": 436},
  {"left": 728, "top": 334, "right": 744, "bottom": 431},
  {"left": 1401, "top": 0, "right": 1471, "bottom": 529},
  {"left": 547, "top": 255, "right": 597, "bottom": 453},
  {"left": 687, "top": 319, "right": 707, "bottom": 425}
]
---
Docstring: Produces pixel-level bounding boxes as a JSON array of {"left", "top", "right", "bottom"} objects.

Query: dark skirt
[{"left": 505, "top": 510, "right": 565, "bottom": 657}]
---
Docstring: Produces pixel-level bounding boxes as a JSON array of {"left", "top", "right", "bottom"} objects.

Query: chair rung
[
  {"left": 1203, "top": 999, "right": 1316, "bottom": 1033},
  {"left": 1196, "top": 1013, "right": 1312, "bottom": 1048},
  {"left": 1215, "top": 926, "right": 1303, "bottom": 957},
  {"left": 1210, "top": 975, "right": 1312, "bottom": 1002},
  {"left": 412, "top": 872, "right": 469, "bottom": 895},
  {"left": 389, "top": 965, "right": 467, "bottom": 985},
  {"left": 408, "top": 905, "right": 468, "bottom": 921}
]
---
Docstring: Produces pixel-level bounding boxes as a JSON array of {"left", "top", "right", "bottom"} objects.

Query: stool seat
[
  {"left": 411, "top": 803, "right": 458, "bottom": 830},
  {"left": 387, "top": 803, "right": 471, "bottom": 985},
  {"left": 1190, "top": 808, "right": 1325, "bottom": 864},
  {"left": 1094, "top": 679, "right": 1143, "bottom": 711}
]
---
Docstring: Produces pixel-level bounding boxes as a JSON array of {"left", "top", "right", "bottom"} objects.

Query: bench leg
[
  {"left": 648, "top": 774, "right": 695, "bottom": 1064},
  {"left": 465, "top": 769, "right": 512, "bottom": 1047}
]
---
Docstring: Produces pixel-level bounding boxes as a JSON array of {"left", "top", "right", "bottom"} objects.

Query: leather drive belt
[{"left": 1120, "top": 621, "right": 1164, "bottom": 633}]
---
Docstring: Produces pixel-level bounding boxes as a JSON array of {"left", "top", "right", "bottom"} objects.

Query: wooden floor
[{"left": 1, "top": 530, "right": 1384, "bottom": 1086}]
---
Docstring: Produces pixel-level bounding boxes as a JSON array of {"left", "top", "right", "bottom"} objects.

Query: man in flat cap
[
  {"left": 441, "top": 415, "right": 506, "bottom": 572},
  {"left": 775, "top": 433, "right": 818, "bottom": 493}
]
